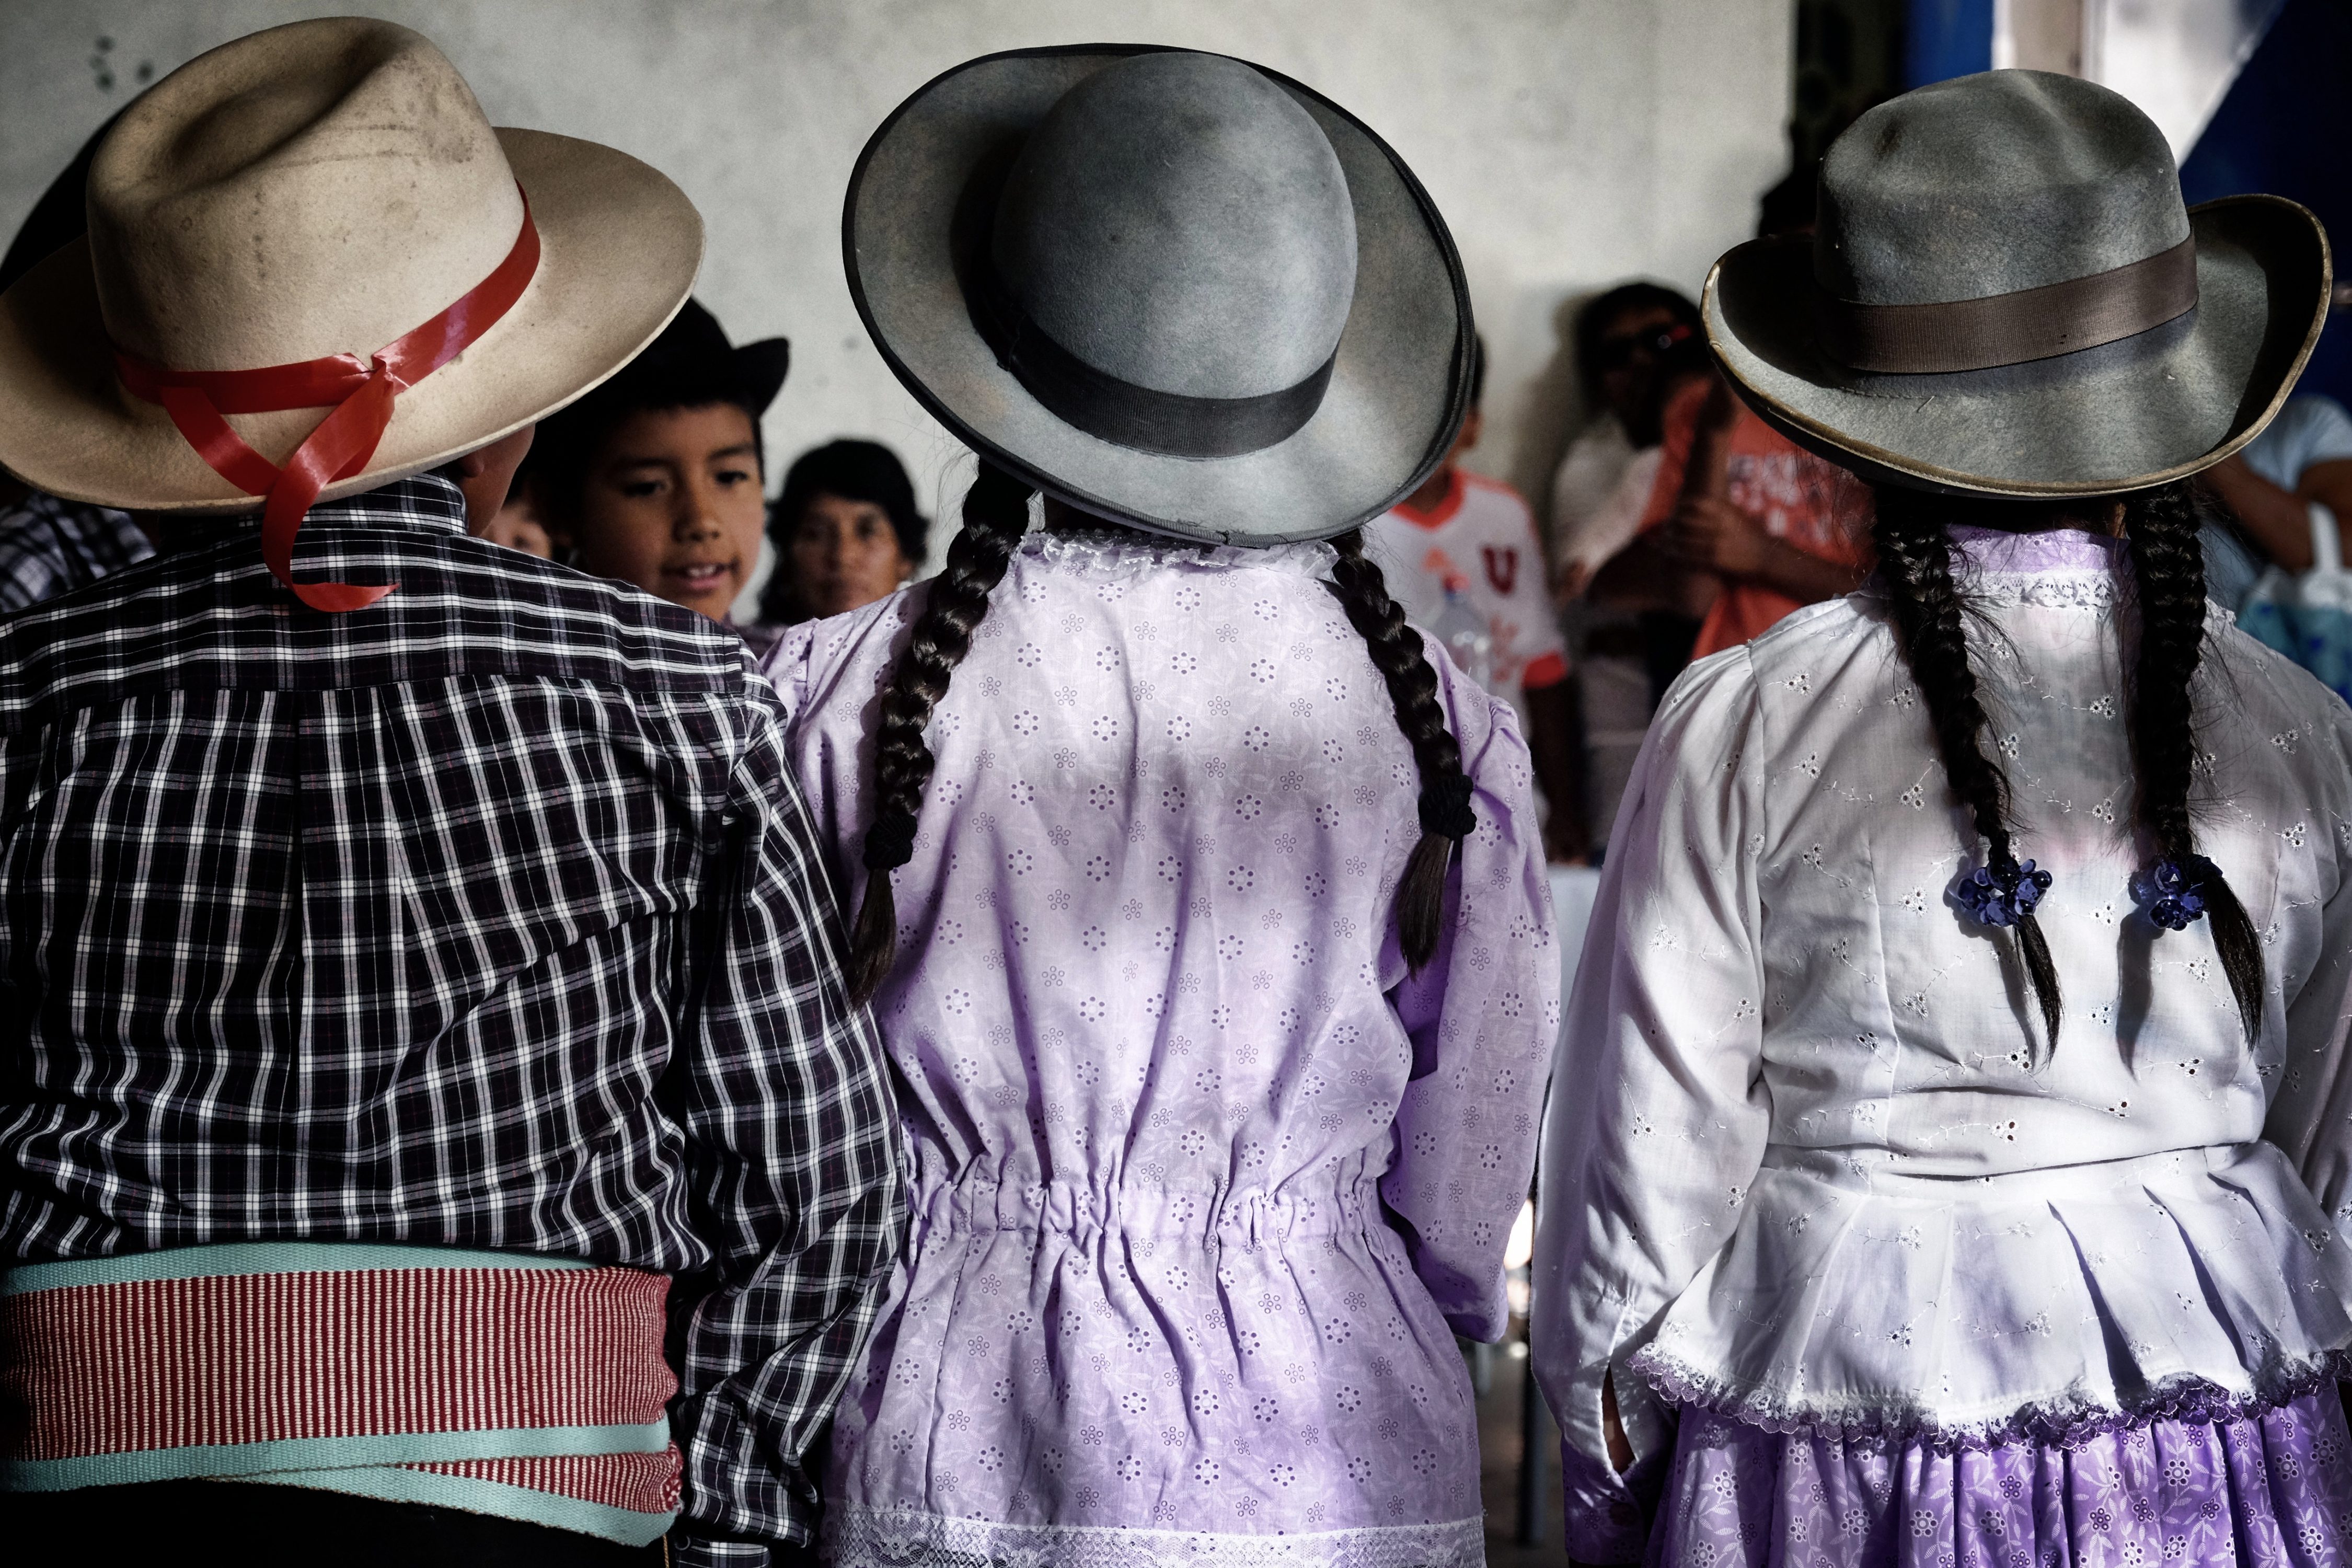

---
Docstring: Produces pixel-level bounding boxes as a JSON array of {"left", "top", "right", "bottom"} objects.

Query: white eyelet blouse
[{"left": 1531, "top": 527, "right": 2352, "bottom": 1562}]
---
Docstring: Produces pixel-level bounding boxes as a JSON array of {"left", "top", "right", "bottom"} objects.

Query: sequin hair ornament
[
  {"left": 2135, "top": 855, "right": 2219, "bottom": 931},
  {"left": 1952, "top": 856, "right": 2052, "bottom": 929}
]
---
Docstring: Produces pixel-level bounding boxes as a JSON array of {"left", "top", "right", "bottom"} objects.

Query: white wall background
[{"left": 0, "top": 0, "right": 1794, "bottom": 539}]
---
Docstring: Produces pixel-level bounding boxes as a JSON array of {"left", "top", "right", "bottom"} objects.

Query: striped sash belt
[{"left": 1, "top": 1242, "right": 682, "bottom": 1545}]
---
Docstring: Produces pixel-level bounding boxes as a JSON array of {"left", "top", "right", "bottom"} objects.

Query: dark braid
[
  {"left": 2123, "top": 482, "right": 2265, "bottom": 1036},
  {"left": 1870, "top": 488, "right": 2064, "bottom": 1057},
  {"left": 847, "top": 461, "right": 1033, "bottom": 1001},
  {"left": 1327, "top": 529, "right": 1477, "bottom": 971}
]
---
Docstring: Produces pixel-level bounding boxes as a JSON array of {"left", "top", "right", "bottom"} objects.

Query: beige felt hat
[{"left": 0, "top": 16, "right": 704, "bottom": 513}]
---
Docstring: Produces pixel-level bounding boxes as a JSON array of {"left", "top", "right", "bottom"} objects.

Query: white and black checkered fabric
[
  {"left": 0, "top": 491, "right": 156, "bottom": 612},
  {"left": 0, "top": 474, "right": 903, "bottom": 1568}
]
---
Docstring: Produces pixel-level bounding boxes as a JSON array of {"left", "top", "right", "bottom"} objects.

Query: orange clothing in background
[{"left": 1640, "top": 381, "right": 1870, "bottom": 660}]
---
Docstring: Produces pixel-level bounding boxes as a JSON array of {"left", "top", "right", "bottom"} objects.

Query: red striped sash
[{"left": 2, "top": 1246, "right": 681, "bottom": 1540}]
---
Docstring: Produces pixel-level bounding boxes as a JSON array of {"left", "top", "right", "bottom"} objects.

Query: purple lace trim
[{"left": 1627, "top": 1344, "right": 2352, "bottom": 1452}]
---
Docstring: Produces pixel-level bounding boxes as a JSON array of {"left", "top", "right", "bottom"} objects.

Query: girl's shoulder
[{"left": 756, "top": 583, "right": 927, "bottom": 726}]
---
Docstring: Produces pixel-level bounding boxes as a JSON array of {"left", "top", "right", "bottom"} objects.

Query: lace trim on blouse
[
  {"left": 1019, "top": 527, "right": 1339, "bottom": 582},
  {"left": 827, "top": 1506, "right": 1486, "bottom": 1568},
  {"left": 1628, "top": 1343, "right": 2352, "bottom": 1451},
  {"left": 1850, "top": 527, "right": 2134, "bottom": 610}
]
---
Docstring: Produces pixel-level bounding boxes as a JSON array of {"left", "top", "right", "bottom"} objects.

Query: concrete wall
[{"left": 0, "top": 0, "right": 1793, "bottom": 538}]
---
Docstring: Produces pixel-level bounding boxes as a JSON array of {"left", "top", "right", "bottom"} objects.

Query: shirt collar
[
  {"left": 1948, "top": 525, "right": 2128, "bottom": 577},
  {"left": 163, "top": 471, "right": 470, "bottom": 555}
]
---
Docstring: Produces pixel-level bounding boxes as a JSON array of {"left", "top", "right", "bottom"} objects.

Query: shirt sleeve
[
  {"left": 1636, "top": 382, "right": 1707, "bottom": 533},
  {"left": 668, "top": 676, "right": 906, "bottom": 1568},
  {"left": 1379, "top": 656, "right": 1562, "bottom": 1341},
  {"left": 1529, "top": 647, "right": 1771, "bottom": 1563},
  {"left": 2255, "top": 395, "right": 2352, "bottom": 489},
  {"left": 2259, "top": 698, "right": 2352, "bottom": 1238}
]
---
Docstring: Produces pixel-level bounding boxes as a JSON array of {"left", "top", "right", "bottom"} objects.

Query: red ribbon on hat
[{"left": 113, "top": 191, "right": 542, "bottom": 612}]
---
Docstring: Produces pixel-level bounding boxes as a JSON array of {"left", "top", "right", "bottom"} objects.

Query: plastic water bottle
[{"left": 1432, "top": 574, "right": 1495, "bottom": 691}]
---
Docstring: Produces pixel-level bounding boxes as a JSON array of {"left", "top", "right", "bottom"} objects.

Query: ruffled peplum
[{"left": 1628, "top": 1142, "right": 2352, "bottom": 1448}]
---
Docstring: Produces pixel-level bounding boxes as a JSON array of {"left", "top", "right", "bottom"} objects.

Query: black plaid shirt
[
  {"left": 0, "top": 475, "right": 902, "bottom": 1567},
  {"left": 0, "top": 491, "right": 155, "bottom": 613}
]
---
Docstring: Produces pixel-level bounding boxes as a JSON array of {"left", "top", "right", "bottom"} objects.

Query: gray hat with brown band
[
  {"left": 1706, "top": 69, "right": 2332, "bottom": 498},
  {"left": 844, "top": 45, "right": 1473, "bottom": 544}
]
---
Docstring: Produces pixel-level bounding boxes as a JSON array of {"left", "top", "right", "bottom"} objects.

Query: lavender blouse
[{"left": 762, "top": 527, "right": 1558, "bottom": 1568}]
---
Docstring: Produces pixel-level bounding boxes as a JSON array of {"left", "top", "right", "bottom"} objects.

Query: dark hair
[
  {"left": 843, "top": 469, "right": 1479, "bottom": 1002},
  {"left": 1572, "top": 283, "right": 1702, "bottom": 408},
  {"left": 1870, "top": 481, "right": 2264, "bottom": 1061},
  {"left": 1468, "top": 334, "right": 1488, "bottom": 410},
  {"left": 761, "top": 440, "right": 930, "bottom": 624}
]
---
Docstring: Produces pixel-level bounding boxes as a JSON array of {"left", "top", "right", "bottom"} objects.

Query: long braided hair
[
  {"left": 2120, "top": 483, "right": 2265, "bottom": 1036},
  {"left": 1328, "top": 528, "right": 1479, "bottom": 967},
  {"left": 847, "top": 461, "right": 1033, "bottom": 1001},
  {"left": 1870, "top": 481, "right": 2264, "bottom": 1062},
  {"left": 843, "top": 477, "right": 1480, "bottom": 1001}
]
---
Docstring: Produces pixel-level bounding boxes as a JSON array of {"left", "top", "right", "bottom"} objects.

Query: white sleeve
[
  {"left": 2261, "top": 697, "right": 2352, "bottom": 1230},
  {"left": 1530, "top": 645, "right": 1771, "bottom": 1562}
]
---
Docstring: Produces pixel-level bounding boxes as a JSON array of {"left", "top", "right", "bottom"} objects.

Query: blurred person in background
[
  {"left": 2195, "top": 392, "right": 2352, "bottom": 608},
  {"left": 1585, "top": 168, "right": 1873, "bottom": 681},
  {"left": 1548, "top": 284, "right": 1712, "bottom": 850},
  {"left": 521, "top": 297, "right": 789, "bottom": 651},
  {"left": 1368, "top": 337, "right": 1589, "bottom": 860},
  {"left": 1547, "top": 282, "right": 1705, "bottom": 601},
  {"left": 757, "top": 438, "right": 928, "bottom": 624}
]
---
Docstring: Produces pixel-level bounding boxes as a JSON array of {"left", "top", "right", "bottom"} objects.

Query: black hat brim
[{"left": 734, "top": 337, "right": 789, "bottom": 417}]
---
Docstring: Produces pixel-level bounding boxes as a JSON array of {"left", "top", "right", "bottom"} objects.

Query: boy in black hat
[{"left": 523, "top": 298, "right": 789, "bottom": 636}]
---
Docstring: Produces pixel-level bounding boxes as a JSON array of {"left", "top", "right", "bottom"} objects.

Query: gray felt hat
[
  {"left": 844, "top": 45, "right": 1473, "bottom": 544},
  {"left": 1706, "top": 69, "right": 2331, "bottom": 498}
]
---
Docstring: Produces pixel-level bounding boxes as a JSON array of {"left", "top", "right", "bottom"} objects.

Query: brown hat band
[{"left": 1814, "top": 234, "right": 2198, "bottom": 374}]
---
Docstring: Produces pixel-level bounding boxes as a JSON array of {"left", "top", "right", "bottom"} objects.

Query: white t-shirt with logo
[{"left": 1366, "top": 469, "right": 1570, "bottom": 699}]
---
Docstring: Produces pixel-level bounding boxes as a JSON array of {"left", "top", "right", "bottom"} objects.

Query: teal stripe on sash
[
  {"left": 2, "top": 1419, "right": 673, "bottom": 1493},
  {"left": 4, "top": 1241, "right": 593, "bottom": 1296},
  {"left": 221, "top": 1466, "right": 678, "bottom": 1547}
]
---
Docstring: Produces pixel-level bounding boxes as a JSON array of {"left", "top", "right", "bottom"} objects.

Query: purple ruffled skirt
[{"left": 1649, "top": 1392, "right": 2352, "bottom": 1568}]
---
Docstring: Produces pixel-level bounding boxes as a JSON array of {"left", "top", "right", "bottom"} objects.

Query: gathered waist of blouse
[{"left": 909, "top": 1170, "right": 1390, "bottom": 1247}]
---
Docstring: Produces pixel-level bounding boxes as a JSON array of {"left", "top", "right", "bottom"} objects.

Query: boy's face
[{"left": 561, "top": 402, "right": 764, "bottom": 621}]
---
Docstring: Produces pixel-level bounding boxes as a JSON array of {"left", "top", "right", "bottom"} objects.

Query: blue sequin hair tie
[
  {"left": 2134, "top": 855, "right": 2219, "bottom": 930},
  {"left": 1952, "top": 856, "right": 2052, "bottom": 928}
]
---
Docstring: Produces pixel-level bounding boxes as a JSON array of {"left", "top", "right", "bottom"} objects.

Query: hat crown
[
  {"left": 990, "top": 52, "right": 1357, "bottom": 401},
  {"left": 87, "top": 17, "right": 525, "bottom": 371},
  {"left": 1815, "top": 70, "right": 2188, "bottom": 308}
]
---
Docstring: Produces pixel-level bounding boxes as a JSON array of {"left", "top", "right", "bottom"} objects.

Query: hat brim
[
  {"left": 734, "top": 338, "right": 791, "bottom": 417},
  {"left": 1705, "top": 194, "right": 2332, "bottom": 498},
  {"left": 0, "top": 128, "right": 704, "bottom": 513},
  {"left": 844, "top": 44, "right": 1472, "bottom": 545}
]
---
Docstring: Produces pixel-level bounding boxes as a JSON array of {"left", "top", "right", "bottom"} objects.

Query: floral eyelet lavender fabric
[
  {"left": 761, "top": 527, "right": 1559, "bottom": 1568},
  {"left": 1652, "top": 1391, "right": 2352, "bottom": 1568}
]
